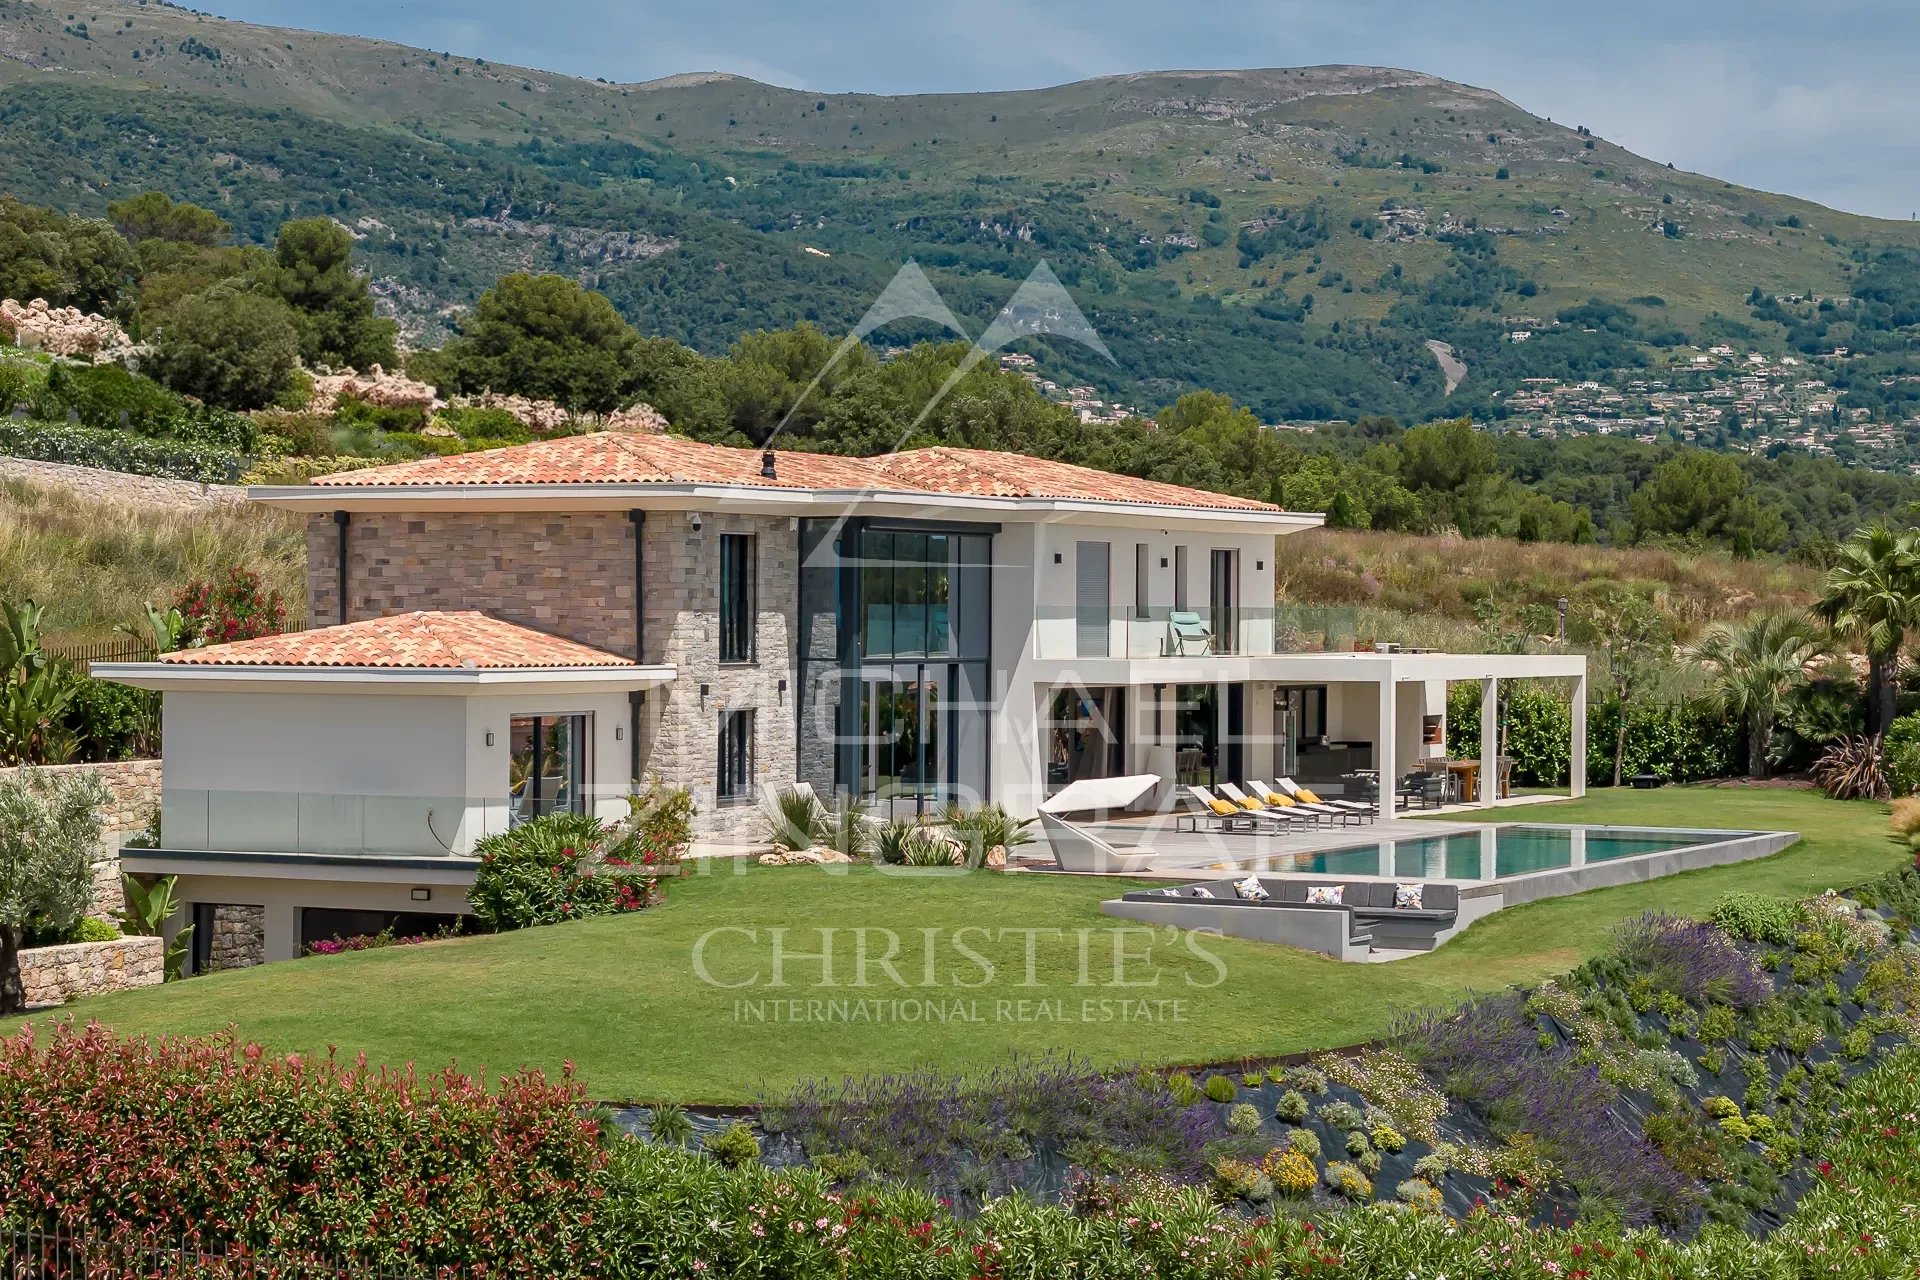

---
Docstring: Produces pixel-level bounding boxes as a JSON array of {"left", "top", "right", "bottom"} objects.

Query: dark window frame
[
  {"left": 717, "top": 707, "right": 757, "bottom": 805},
  {"left": 719, "top": 532, "right": 757, "bottom": 664}
]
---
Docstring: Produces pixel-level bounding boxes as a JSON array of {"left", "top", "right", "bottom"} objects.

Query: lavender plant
[
  {"left": 1611, "top": 912, "right": 1773, "bottom": 1009},
  {"left": 761, "top": 1053, "right": 1223, "bottom": 1200}
]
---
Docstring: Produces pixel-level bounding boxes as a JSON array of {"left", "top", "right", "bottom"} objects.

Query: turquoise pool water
[{"left": 1263, "top": 825, "right": 1737, "bottom": 882}]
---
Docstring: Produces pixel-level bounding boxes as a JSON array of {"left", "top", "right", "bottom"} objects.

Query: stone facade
[
  {"left": 0, "top": 456, "right": 246, "bottom": 509},
  {"left": 307, "top": 510, "right": 640, "bottom": 650},
  {"left": 305, "top": 509, "right": 797, "bottom": 843},
  {"left": 206, "top": 904, "right": 266, "bottom": 971},
  {"left": 636, "top": 512, "right": 797, "bottom": 843},
  {"left": 0, "top": 759, "right": 162, "bottom": 917},
  {"left": 19, "top": 935, "right": 164, "bottom": 1006}
]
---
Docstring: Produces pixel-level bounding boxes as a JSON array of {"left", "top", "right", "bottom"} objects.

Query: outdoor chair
[
  {"left": 1216, "top": 781, "right": 1333, "bottom": 829},
  {"left": 1166, "top": 610, "right": 1214, "bottom": 656},
  {"left": 1180, "top": 785, "right": 1297, "bottom": 834},
  {"left": 1269, "top": 777, "right": 1377, "bottom": 823}
]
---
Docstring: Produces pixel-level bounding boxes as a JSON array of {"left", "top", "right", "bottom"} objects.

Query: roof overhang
[
  {"left": 249, "top": 482, "right": 1325, "bottom": 534},
  {"left": 91, "top": 661, "right": 678, "bottom": 695}
]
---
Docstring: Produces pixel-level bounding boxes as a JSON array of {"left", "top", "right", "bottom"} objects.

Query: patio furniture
[
  {"left": 1269, "top": 777, "right": 1377, "bottom": 823},
  {"left": 1216, "top": 781, "right": 1337, "bottom": 829},
  {"left": 1179, "top": 785, "right": 1300, "bottom": 835},
  {"left": 1166, "top": 610, "right": 1214, "bottom": 656},
  {"left": 1037, "top": 775, "right": 1163, "bottom": 874},
  {"left": 1105, "top": 877, "right": 1464, "bottom": 959}
]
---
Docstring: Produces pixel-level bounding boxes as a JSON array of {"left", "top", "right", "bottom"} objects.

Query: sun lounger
[
  {"left": 1263, "top": 778, "right": 1376, "bottom": 823},
  {"left": 1229, "top": 780, "right": 1360, "bottom": 827},
  {"left": 1179, "top": 784, "right": 1301, "bottom": 834}
]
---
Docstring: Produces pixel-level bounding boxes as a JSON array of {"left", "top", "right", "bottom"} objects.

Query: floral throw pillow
[
  {"left": 1234, "top": 875, "right": 1270, "bottom": 901},
  {"left": 1394, "top": 882, "right": 1425, "bottom": 910},
  {"left": 1188, "top": 886, "right": 1216, "bottom": 899},
  {"left": 1305, "top": 885, "right": 1344, "bottom": 905}
]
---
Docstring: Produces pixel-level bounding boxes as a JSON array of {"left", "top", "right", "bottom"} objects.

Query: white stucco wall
[
  {"left": 1026, "top": 523, "right": 1277, "bottom": 661},
  {"left": 160, "top": 686, "right": 632, "bottom": 857}
]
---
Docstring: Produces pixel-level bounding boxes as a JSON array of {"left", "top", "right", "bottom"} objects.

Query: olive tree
[{"left": 0, "top": 767, "right": 108, "bottom": 1014}]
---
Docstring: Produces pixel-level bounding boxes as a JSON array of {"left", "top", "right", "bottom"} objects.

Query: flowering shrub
[
  {"left": 1262, "top": 1146, "right": 1317, "bottom": 1197},
  {"left": 304, "top": 926, "right": 453, "bottom": 956},
  {"left": 469, "top": 812, "right": 664, "bottom": 931},
  {"left": 762, "top": 1054, "right": 1222, "bottom": 1201},
  {"left": 0, "top": 1023, "right": 606, "bottom": 1275},
  {"left": 1321, "top": 1160, "right": 1372, "bottom": 1200},
  {"left": 1609, "top": 911, "right": 1772, "bottom": 1009},
  {"left": 173, "top": 567, "right": 287, "bottom": 645}
]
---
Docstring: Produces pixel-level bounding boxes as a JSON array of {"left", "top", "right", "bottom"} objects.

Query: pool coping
[{"left": 1099, "top": 823, "right": 1803, "bottom": 961}]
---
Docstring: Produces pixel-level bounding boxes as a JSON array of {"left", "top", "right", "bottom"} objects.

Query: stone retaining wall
[
  {"left": 208, "top": 904, "right": 266, "bottom": 971},
  {"left": 0, "top": 455, "right": 247, "bottom": 508},
  {"left": 0, "top": 760, "right": 161, "bottom": 918},
  {"left": 19, "top": 934, "right": 164, "bottom": 1006}
]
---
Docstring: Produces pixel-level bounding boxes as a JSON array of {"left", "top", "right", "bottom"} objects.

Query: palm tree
[
  {"left": 1814, "top": 524, "right": 1920, "bottom": 736},
  {"left": 1687, "top": 609, "right": 1830, "bottom": 777}
]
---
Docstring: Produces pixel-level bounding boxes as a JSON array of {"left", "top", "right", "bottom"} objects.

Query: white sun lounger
[{"left": 1260, "top": 778, "right": 1376, "bottom": 823}]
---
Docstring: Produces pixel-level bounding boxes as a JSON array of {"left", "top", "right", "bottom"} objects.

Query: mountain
[{"left": 3, "top": 0, "right": 1920, "bottom": 429}]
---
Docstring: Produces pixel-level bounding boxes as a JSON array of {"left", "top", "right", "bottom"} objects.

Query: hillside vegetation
[
  {"left": 4, "top": 0, "right": 1920, "bottom": 425},
  {"left": 0, "top": 474, "right": 304, "bottom": 644},
  {"left": 1276, "top": 527, "right": 1821, "bottom": 652}
]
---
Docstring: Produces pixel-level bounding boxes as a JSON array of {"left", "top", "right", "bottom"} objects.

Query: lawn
[{"left": 19, "top": 786, "right": 1904, "bottom": 1104}]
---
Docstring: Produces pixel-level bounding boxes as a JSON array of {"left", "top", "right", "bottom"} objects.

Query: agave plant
[
  {"left": 818, "top": 793, "right": 876, "bottom": 859},
  {"left": 941, "top": 802, "right": 1038, "bottom": 869},
  {"left": 873, "top": 817, "right": 918, "bottom": 866},
  {"left": 1811, "top": 733, "right": 1890, "bottom": 801},
  {"left": 759, "top": 785, "right": 823, "bottom": 853}
]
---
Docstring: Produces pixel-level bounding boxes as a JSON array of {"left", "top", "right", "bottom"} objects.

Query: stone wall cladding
[
  {"left": 208, "top": 904, "right": 266, "bottom": 971},
  {"left": 638, "top": 513, "right": 798, "bottom": 844},
  {"left": 0, "top": 759, "right": 161, "bottom": 917},
  {"left": 306, "top": 508, "right": 798, "bottom": 844},
  {"left": 306, "top": 510, "right": 639, "bottom": 649},
  {"left": 19, "top": 935, "right": 164, "bottom": 1006},
  {"left": 0, "top": 456, "right": 246, "bottom": 509}
]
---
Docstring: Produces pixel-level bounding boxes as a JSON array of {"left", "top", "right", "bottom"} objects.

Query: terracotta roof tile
[
  {"left": 159, "top": 612, "right": 633, "bottom": 669},
  {"left": 306, "top": 432, "right": 1284, "bottom": 513},
  {"left": 875, "top": 446, "right": 1281, "bottom": 512}
]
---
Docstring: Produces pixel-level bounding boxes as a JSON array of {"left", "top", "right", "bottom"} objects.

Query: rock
[
  {"left": 605, "top": 401, "right": 670, "bottom": 434},
  {"left": 449, "top": 390, "right": 574, "bottom": 433},
  {"left": 311, "top": 364, "right": 442, "bottom": 414},
  {"left": 758, "top": 846, "right": 855, "bottom": 866},
  {"left": 985, "top": 844, "right": 1008, "bottom": 870},
  {"left": 1, "top": 297, "right": 135, "bottom": 359}
]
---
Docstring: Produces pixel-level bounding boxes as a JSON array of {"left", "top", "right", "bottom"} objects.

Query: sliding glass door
[{"left": 509, "top": 714, "right": 588, "bottom": 825}]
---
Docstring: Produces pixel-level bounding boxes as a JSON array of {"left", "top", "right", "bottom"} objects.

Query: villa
[{"left": 94, "top": 430, "right": 1588, "bottom": 965}]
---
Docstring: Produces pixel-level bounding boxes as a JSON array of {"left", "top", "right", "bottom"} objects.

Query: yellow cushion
[
  {"left": 1262, "top": 791, "right": 1293, "bottom": 807},
  {"left": 1237, "top": 795, "right": 1265, "bottom": 811},
  {"left": 1295, "top": 787, "right": 1323, "bottom": 804},
  {"left": 1207, "top": 797, "right": 1238, "bottom": 816}
]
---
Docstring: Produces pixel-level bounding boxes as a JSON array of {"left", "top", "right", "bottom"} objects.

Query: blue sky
[{"left": 209, "top": 0, "right": 1920, "bottom": 221}]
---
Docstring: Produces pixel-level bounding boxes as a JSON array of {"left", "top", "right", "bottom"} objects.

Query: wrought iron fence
[{"left": 5, "top": 1226, "right": 431, "bottom": 1279}]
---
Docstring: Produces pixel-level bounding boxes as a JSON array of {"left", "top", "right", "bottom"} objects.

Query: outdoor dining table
[{"left": 1444, "top": 759, "right": 1480, "bottom": 803}]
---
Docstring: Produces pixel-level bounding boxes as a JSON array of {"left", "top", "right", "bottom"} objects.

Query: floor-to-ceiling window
[
  {"left": 797, "top": 520, "right": 994, "bottom": 818},
  {"left": 1209, "top": 548, "right": 1238, "bottom": 655},
  {"left": 509, "top": 714, "right": 588, "bottom": 824},
  {"left": 1046, "top": 686, "right": 1127, "bottom": 796}
]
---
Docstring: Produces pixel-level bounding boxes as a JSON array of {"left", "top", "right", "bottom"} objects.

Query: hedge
[
  {"left": 1448, "top": 682, "right": 1741, "bottom": 787},
  {"left": 0, "top": 420, "right": 246, "bottom": 484}
]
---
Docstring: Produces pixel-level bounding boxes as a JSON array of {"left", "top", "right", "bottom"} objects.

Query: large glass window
[
  {"left": 510, "top": 714, "right": 588, "bottom": 825},
  {"left": 720, "top": 533, "right": 756, "bottom": 663},
  {"left": 718, "top": 708, "right": 756, "bottom": 804},
  {"left": 856, "top": 528, "right": 990, "bottom": 660},
  {"left": 1210, "top": 548, "right": 1238, "bottom": 655}
]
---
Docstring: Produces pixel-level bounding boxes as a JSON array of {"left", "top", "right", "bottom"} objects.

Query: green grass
[{"left": 21, "top": 786, "right": 1901, "bottom": 1104}]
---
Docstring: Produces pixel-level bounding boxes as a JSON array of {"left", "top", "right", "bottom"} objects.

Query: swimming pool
[{"left": 1247, "top": 824, "right": 1747, "bottom": 882}]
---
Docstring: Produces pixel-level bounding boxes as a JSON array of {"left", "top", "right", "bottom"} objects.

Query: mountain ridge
[{"left": 3, "top": 0, "right": 1919, "bottom": 449}]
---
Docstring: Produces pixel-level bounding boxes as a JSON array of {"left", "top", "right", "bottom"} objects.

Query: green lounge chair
[{"left": 1167, "top": 610, "right": 1213, "bottom": 656}]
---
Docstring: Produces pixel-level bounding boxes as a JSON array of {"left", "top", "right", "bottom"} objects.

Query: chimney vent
[{"left": 760, "top": 449, "right": 777, "bottom": 480}]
